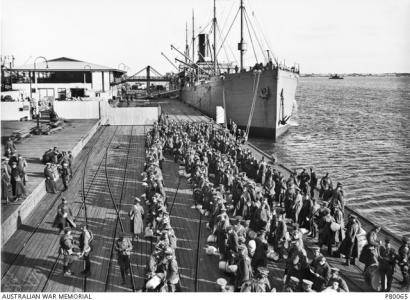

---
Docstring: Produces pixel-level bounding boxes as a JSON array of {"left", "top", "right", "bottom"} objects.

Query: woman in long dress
[{"left": 129, "top": 197, "right": 144, "bottom": 240}]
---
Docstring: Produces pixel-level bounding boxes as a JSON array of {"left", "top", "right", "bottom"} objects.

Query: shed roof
[{"left": 13, "top": 57, "right": 126, "bottom": 73}]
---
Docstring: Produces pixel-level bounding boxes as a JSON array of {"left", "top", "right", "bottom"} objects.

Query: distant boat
[{"left": 329, "top": 74, "right": 344, "bottom": 79}]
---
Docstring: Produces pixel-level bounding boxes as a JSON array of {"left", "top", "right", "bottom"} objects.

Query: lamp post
[{"left": 33, "top": 56, "right": 48, "bottom": 132}]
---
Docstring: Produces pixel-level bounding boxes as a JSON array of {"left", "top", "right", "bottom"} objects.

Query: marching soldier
[{"left": 115, "top": 232, "right": 133, "bottom": 285}]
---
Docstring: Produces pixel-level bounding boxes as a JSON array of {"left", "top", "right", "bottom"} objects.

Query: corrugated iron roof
[{"left": 13, "top": 57, "right": 126, "bottom": 73}]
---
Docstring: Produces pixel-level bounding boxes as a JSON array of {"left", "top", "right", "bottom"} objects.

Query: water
[{"left": 250, "top": 76, "right": 410, "bottom": 237}]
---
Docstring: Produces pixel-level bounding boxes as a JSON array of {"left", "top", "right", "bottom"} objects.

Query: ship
[
  {"left": 329, "top": 74, "right": 344, "bottom": 79},
  {"left": 170, "top": 0, "right": 299, "bottom": 139}
]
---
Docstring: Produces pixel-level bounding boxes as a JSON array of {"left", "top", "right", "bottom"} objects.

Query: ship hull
[{"left": 180, "top": 68, "right": 298, "bottom": 139}]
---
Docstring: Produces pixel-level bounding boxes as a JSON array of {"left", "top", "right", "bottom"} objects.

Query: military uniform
[
  {"left": 59, "top": 229, "right": 77, "bottom": 276},
  {"left": 115, "top": 234, "right": 132, "bottom": 284},
  {"left": 397, "top": 237, "right": 409, "bottom": 286},
  {"left": 79, "top": 227, "right": 93, "bottom": 276},
  {"left": 378, "top": 240, "right": 396, "bottom": 292}
]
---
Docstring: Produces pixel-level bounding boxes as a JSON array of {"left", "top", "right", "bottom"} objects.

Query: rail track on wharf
[
  {"left": 1, "top": 126, "right": 122, "bottom": 292},
  {"left": 104, "top": 126, "right": 136, "bottom": 292},
  {"left": 42, "top": 127, "right": 119, "bottom": 292},
  {"left": 1, "top": 126, "right": 107, "bottom": 281}
]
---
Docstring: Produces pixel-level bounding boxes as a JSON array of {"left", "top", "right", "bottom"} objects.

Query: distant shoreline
[{"left": 300, "top": 73, "right": 410, "bottom": 77}]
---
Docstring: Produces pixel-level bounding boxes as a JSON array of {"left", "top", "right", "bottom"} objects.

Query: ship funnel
[{"left": 198, "top": 34, "right": 209, "bottom": 62}]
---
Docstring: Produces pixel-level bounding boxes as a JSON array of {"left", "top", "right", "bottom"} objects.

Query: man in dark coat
[
  {"left": 359, "top": 226, "right": 381, "bottom": 269},
  {"left": 60, "top": 228, "right": 78, "bottom": 276},
  {"left": 318, "top": 208, "right": 334, "bottom": 256},
  {"left": 1, "top": 158, "right": 11, "bottom": 203},
  {"left": 53, "top": 198, "right": 75, "bottom": 233},
  {"left": 235, "top": 245, "right": 253, "bottom": 291},
  {"left": 319, "top": 173, "right": 332, "bottom": 200},
  {"left": 59, "top": 163, "right": 71, "bottom": 191},
  {"left": 309, "top": 168, "right": 318, "bottom": 199},
  {"left": 4, "top": 137, "right": 16, "bottom": 157},
  {"left": 327, "top": 268, "right": 349, "bottom": 292},
  {"left": 378, "top": 239, "right": 396, "bottom": 292},
  {"left": 44, "top": 163, "right": 57, "bottom": 193},
  {"left": 252, "top": 230, "right": 268, "bottom": 270},
  {"left": 115, "top": 232, "right": 133, "bottom": 285},
  {"left": 338, "top": 215, "right": 361, "bottom": 266},
  {"left": 397, "top": 236, "right": 409, "bottom": 286},
  {"left": 310, "top": 255, "right": 331, "bottom": 291}
]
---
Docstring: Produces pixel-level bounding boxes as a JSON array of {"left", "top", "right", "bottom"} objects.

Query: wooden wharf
[{"left": 1, "top": 99, "right": 408, "bottom": 292}]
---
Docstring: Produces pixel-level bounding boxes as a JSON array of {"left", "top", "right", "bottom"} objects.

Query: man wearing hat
[
  {"left": 327, "top": 268, "right": 349, "bottom": 292},
  {"left": 397, "top": 236, "right": 409, "bottom": 286},
  {"left": 44, "top": 162, "right": 57, "bottom": 193},
  {"left": 283, "top": 276, "right": 300, "bottom": 292},
  {"left": 79, "top": 224, "right": 93, "bottom": 276},
  {"left": 338, "top": 214, "right": 361, "bottom": 266},
  {"left": 310, "top": 255, "right": 331, "bottom": 291},
  {"left": 59, "top": 227, "right": 78, "bottom": 276},
  {"left": 1, "top": 157, "right": 11, "bottom": 203},
  {"left": 17, "top": 154, "right": 28, "bottom": 186},
  {"left": 319, "top": 172, "right": 333, "bottom": 200},
  {"left": 10, "top": 160, "right": 25, "bottom": 201},
  {"left": 302, "top": 279, "right": 315, "bottom": 292},
  {"left": 329, "top": 182, "right": 345, "bottom": 215},
  {"left": 163, "top": 247, "right": 180, "bottom": 292},
  {"left": 4, "top": 137, "right": 16, "bottom": 157},
  {"left": 59, "top": 161, "right": 71, "bottom": 191},
  {"left": 242, "top": 266, "right": 271, "bottom": 292},
  {"left": 129, "top": 197, "right": 144, "bottom": 241},
  {"left": 115, "top": 232, "right": 133, "bottom": 285},
  {"left": 53, "top": 198, "right": 75, "bottom": 233},
  {"left": 235, "top": 245, "right": 253, "bottom": 291},
  {"left": 378, "top": 238, "right": 397, "bottom": 292}
]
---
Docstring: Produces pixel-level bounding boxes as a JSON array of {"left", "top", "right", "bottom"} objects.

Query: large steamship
[{"left": 175, "top": 0, "right": 299, "bottom": 139}]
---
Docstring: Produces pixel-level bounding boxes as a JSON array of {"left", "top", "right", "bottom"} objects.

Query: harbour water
[{"left": 250, "top": 76, "right": 410, "bottom": 237}]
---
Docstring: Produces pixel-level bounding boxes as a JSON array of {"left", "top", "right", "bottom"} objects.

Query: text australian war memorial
[{"left": 1, "top": 0, "right": 410, "bottom": 294}]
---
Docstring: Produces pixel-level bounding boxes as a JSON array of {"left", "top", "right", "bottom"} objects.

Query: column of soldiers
[
  {"left": 141, "top": 131, "right": 181, "bottom": 292},
  {"left": 2, "top": 137, "right": 28, "bottom": 203},
  {"left": 149, "top": 114, "right": 409, "bottom": 292}
]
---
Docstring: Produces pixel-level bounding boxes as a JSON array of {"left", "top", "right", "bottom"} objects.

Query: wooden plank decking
[{"left": 2, "top": 99, "right": 408, "bottom": 292}]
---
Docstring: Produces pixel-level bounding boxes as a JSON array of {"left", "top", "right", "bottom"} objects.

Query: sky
[{"left": 1, "top": 0, "right": 409, "bottom": 75}]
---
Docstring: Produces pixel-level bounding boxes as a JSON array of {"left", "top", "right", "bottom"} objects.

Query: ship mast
[
  {"left": 239, "top": 0, "right": 244, "bottom": 71},
  {"left": 185, "top": 22, "right": 189, "bottom": 64},
  {"left": 213, "top": 0, "right": 217, "bottom": 75},
  {"left": 192, "top": 10, "right": 195, "bottom": 63}
]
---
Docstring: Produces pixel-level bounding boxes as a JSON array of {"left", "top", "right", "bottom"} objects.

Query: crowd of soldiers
[
  {"left": 43, "top": 147, "right": 73, "bottom": 193},
  {"left": 146, "top": 114, "right": 409, "bottom": 292},
  {"left": 2, "top": 137, "right": 28, "bottom": 203},
  {"left": 141, "top": 128, "right": 181, "bottom": 292}
]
